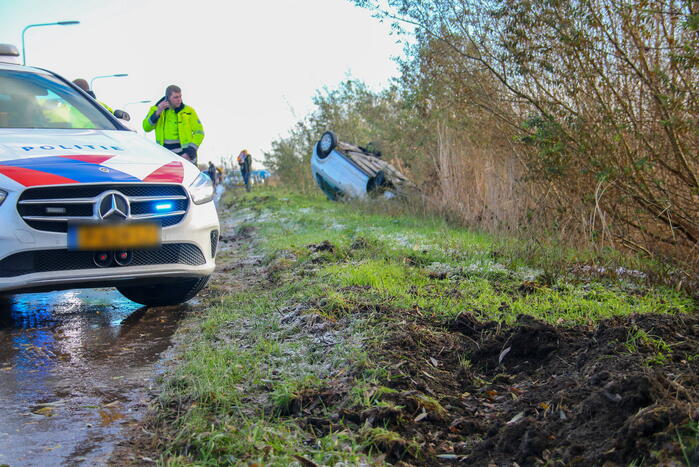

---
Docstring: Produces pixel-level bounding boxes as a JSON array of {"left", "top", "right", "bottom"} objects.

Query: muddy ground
[
  {"left": 273, "top": 292, "right": 698, "bottom": 465},
  {"left": 361, "top": 312, "right": 698, "bottom": 465},
  {"left": 113, "top": 209, "right": 699, "bottom": 466}
]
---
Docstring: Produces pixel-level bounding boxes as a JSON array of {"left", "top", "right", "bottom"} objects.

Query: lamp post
[
  {"left": 90, "top": 73, "right": 129, "bottom": 91},
  {"left": 124, "top": 100, "right": 150, "bottom": 107},
  {"left": 22, "top": 21, "right": 80, "bottom": 65}
]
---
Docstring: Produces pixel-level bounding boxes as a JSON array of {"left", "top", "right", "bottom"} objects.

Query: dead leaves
[
  {"left": 293, "top": 454, "right": 319, "bottom": 467},
  {"left": 414, "top": 410, "right": 428, "bottom": 422},
  {"left": 31, "top": 406, "right": 55, "bottom": 417}
]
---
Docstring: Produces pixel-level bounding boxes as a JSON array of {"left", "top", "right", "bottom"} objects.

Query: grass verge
[{"left": 143, "top": 188, "right": 697, "bottom": 466}]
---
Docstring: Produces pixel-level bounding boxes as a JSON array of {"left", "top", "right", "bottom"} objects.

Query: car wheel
[
  {"left": 368, "top": 170, "right": 393, "bottom": 196},
  {"left": 368, "top": 171, "right": 386, "bottom": 193},
  {"left": 316, "top": 131, "right": 337, "bottom": 159},
  {"left": 117, "top": 276, "right": 210, "bottom": 307}
]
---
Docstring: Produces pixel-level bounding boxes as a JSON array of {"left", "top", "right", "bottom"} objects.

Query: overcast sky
[{"left": 0, "top": 0, "right": 403, "bottom": 166}]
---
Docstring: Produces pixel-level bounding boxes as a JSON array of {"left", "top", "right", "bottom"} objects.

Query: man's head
[
  {"left": 73, "top": 78, "right": 96, "bottom": 98},
  {"left": 73, "top": 79, "right": 89, "bottom": 92},
  {"left": 165, "top": 85, "right": 182, "bottom": 107}
]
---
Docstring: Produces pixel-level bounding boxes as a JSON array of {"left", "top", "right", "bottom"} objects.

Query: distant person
[
  {"left": 143, "top": 84, "right": 204, "bottom": 164},
  {"left": 207, "top": 161, "right": 217, "bottom": 186},
  {"left": 237, "top": 149, "right": 252, "bottom": 192},
  {"left": 216, "top": 166, "right": 223, "bottom": 185}
]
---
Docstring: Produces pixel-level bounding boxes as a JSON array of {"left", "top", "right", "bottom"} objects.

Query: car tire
[
  {"left": 117, "top": 276, "right": 210, "bottom": 307},
  {"left": 316, "top": 131, "right": 337, "bottom": 159},
  {"left": 368, "top": 170, "right": 390, "bottom": 195}
]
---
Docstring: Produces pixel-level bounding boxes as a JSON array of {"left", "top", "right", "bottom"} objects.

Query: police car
[{"left": 0, "top": 45, "right": 219, "bottom": 306}]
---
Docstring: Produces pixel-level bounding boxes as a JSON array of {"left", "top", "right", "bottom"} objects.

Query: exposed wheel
[
  {"left": 368, "top": 171, "right": 386, "bottom": 192},
  {"left": 368, "top": 171, "right": 392, "bottom": 196},
  {"left": 117, "top": 276, "right": 210, "bottom": 307},
  {"left": 316, "top": 131, "right": 337, "bottom": 159}
]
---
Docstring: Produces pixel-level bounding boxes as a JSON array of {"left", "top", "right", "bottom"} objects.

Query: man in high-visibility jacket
[{"left": 143, "top": 84, "right": 204, "bottom": 163}]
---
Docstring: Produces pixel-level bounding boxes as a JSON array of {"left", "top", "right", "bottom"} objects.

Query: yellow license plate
[{"left": 68, "top": 223, "right": 161, "bottom": 251}]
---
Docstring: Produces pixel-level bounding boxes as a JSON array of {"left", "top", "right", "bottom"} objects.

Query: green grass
[
  {"left": 153, "top": 188, "right": 696, "bottom": 465},
  {"left": 156, "top": 288, "right": 375, "bottom": 465},
  {"left": 677, "top": 420, "right": 699, "bottom": 466},
  {"left": 624, "top": 325, "right": 673, "bottom": 365},
  {"left": 231, "top": 189, "right": 692, "bottom": 324}
]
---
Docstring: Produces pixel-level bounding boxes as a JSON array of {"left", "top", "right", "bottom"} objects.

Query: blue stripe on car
[{"left": 0, "top": 156, "right": 141, "bottom": 183}]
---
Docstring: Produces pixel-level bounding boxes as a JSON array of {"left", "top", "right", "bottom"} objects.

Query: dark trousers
[{"left": 241, "top": 168, "right": 251, "bottom": 191}]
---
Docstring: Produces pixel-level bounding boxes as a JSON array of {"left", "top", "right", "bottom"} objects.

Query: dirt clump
[
  {"left": 236, "top": 224, "right": 256, "bottom": 238},
  {"left": 467, "top": 314, "right": 569, "bottom": 374},
  {"left": 276, "top": 384, "right": 348, "bottom": 417},
  {"left": 307, "top": 240, "right": 335, "bottom": 253}
]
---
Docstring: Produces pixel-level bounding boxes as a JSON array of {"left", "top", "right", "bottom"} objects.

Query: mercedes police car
[{"left": 0, "top": 45, "right": 219, "bottom": 306}]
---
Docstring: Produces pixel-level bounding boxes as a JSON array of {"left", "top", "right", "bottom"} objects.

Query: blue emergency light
[{"left": 155, "top": 202, "right": 173, "bottom": 211}]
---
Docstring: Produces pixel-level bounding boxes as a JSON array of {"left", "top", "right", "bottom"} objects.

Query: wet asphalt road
[{"left": 0, "top": 288, "right": 187, "bottom": 466}]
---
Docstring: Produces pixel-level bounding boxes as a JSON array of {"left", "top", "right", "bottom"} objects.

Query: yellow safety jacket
[
  {"left": 99, "top": 101, "right": 114, "bottom": 114},
  {"left": 142, "top": 101, "right": 204, "bottom": 150}
]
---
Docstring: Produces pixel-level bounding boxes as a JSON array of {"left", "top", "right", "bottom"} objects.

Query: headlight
[
  {"left": 189, "top": 172, "right": 214, "bottom": 205},
  {"left": 0, "top": 190, "right": 6, "bottom": 206}
]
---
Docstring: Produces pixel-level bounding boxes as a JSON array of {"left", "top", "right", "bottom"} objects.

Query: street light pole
[
  {"left": 90, "top": 74, "right": 129, "bottom": 92},
  {"left": 124, "top": 100, "right": 151, "bottom": 107},
  {"left": 21, "top": 21, "right": 80, "bottom": 65}
]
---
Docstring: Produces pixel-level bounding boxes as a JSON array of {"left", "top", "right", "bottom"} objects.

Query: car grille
[
  {"left": 17, "top": 184, "right": 189, "bottom": 233},
  {"left": 210, "top": 230, "right": 219, "bottom": 258},
  {"left": 0, "top": 244, "right": 206, "bottom": 278}
]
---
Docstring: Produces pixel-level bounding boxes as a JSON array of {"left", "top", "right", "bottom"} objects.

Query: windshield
[{"left": 0, "top": 69, "right": 120, "bottom": 130}]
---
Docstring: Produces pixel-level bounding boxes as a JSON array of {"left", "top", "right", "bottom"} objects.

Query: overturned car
[{"left": 310, "top": 131, "right": 411, "bottom": 201}]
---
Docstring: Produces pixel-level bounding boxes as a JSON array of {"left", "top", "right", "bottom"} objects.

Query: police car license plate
[{"left": 68, "top": 222, "right": 161, "bottom": 251}]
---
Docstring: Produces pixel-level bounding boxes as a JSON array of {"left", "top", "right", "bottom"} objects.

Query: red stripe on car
[
  {"left": 0, "top": 165, "right": 76, "bottom": 187},
  {"left": 58, "top": 154, "right": 115, "bottom": 164},
  {"left": 143, "top": 161, "right": 184, "bottom": 183}
]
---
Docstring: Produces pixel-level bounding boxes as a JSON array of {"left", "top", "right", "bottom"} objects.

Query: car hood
[{"left": 0, "top": 129, "right": 200, "bottom": 191}]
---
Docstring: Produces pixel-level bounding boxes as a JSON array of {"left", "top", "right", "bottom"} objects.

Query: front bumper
[{"left": 0, "top": 188, "right": 219, "bottom": 294}]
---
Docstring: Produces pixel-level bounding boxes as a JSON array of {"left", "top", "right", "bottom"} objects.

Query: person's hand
[
  {"left": 182, "top": 147, "right": 197, "bottom": 162},
  {"left": 155, "top": 99, "right": 169, "bottom": 115}
]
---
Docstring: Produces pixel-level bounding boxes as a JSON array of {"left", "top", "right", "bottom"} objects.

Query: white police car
[{"left": 0, "top": 46, "right": 219, "bottom": 306}]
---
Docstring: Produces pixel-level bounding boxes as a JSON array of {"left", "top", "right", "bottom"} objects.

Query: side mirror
[{"left": 113, "top": 109, "right": 130, "bottom": 121}]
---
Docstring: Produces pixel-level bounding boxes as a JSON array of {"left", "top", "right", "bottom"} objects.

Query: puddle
[{"left": 0, "top": 288, "right": 186, "bottom": 466}]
